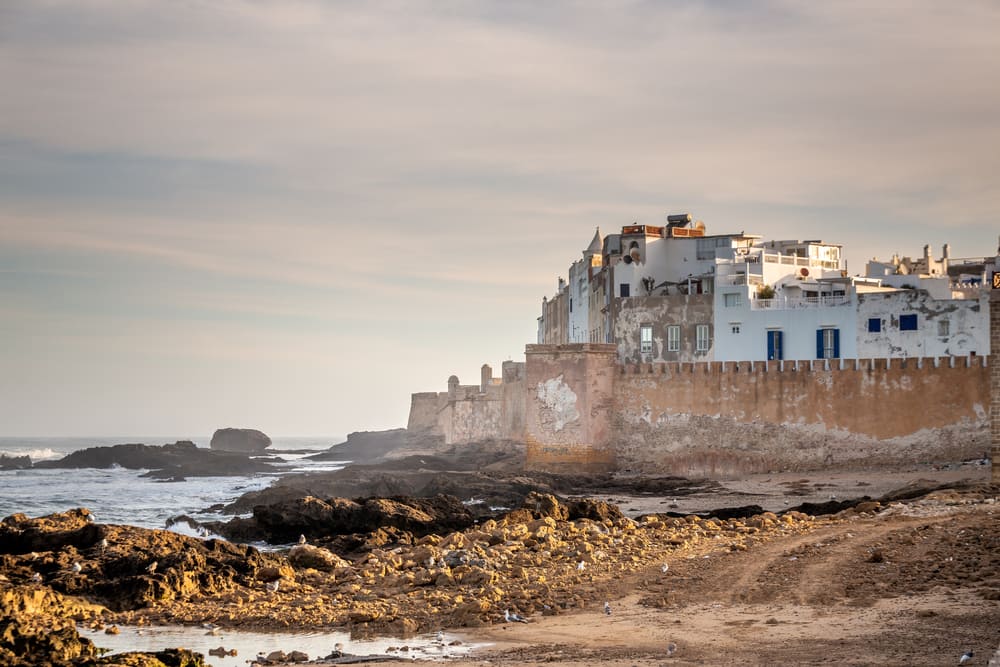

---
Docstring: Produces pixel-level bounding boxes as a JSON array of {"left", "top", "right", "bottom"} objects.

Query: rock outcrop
[
  {"left": 32, "top": 441, "right": 279, "bottom": 477},
  {"left": 0, "top": 509, "right": 289, "bottom": 612},
  {"left": 0, "top": 454, "right": 31, "bottom": 470},
  {"left": 208, "top": 494, "right": 476, "bottom": 544},
  {"left": 210, "top": 428, "right": 271, "bottom": 453}
]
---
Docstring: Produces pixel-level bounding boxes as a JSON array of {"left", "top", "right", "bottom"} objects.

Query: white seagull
[
  {"left": 265, "top": 579, "right": 280, "bottom": 593},
  {"left": 298, "top": 534, "right": 307, "bottom": 545},
  {"left": 71, "top": 562, "right": 82, "bottom": 574},
  {"left": 31, "top": 572, "right": 43, "bottom": 583},
  {"left": 576, "top": 561, "right": 586, "bottom": 571},
  {"left": 959, "top": 649, "right": 974, "bottom": 664},
  {"left": 603, "top": 601, "right": 611, "bottom": 615},
  {"left": 667, "top": 642, "right": 677, "bottom": 657},
  {"left": 97, "top": 538, "right": 108, "bottom": 554},
  {"left": 504, "top": 609, "right": 528, "bottom": 623},
  {"left": 661, "top": 563, "right": 669, "bottom": 573}
]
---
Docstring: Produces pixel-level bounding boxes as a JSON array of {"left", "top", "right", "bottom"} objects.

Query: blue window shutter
[
  {"left": 833, "top": 329, "right": 840, "bottom": 358},
  {"left": 868, "top": 317, "right": 881, "bottom": 332},
  {"left": 816, "top": 329, "right": 823, "bottom": 359}
]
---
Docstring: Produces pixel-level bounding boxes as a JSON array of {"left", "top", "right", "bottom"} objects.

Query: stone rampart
[{"left": 612, "top": 355, "right": 989, "bottom": 474}]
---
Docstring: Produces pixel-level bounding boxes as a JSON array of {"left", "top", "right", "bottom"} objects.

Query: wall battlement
[{"left": 618, "top": 354, "right": 988, "bottom": 376}]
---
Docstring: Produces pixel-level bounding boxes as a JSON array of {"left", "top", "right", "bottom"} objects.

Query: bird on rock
[
  {"left": 577, "top": 561, "right": 586, "bottom": 571},
  {"left": 667, "top": 642, "right": 677, "bottom": 657},
  {"left": 959, "top": 649, "right": 974, "bottom": 664},
  {"left": 145, "top": 561, "right": 157, "bottom": 574},
  {"left": 298, "top": 534, "right": 307, "bottom": 545},
  {"left": 661, "top": 563, "right": 669, "bottom": 573},
  {"left": 265, "top": 579, "right": 280, "bottom": 593},
  {"left": 71, "top": 562, "right": 82, "bottom": 574},
  {"left": 604, "top": 601, "right": 612, "bottom": 615}
]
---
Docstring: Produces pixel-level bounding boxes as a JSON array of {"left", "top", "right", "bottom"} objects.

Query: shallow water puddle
[{"left": 80, "top": 625, "right": 481, "bottom": 662}]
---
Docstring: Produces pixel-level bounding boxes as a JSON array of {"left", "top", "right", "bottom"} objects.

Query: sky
[{"left": 1, "top": 1, "right": 998, "bottom": 438}]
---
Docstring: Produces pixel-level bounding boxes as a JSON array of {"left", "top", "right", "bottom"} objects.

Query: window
[
  {"left": 899, "top": 314, "right": 918, "bottom": 331},
  {"left": 938, "top": 319, "right": 950, "bottom": 337},
  {"left": 867, "top": 318, "right": 881, "bottom": 333},
  {"left": 696, "top": 324, "right": 710, "bottom": 351},
  {"left": 731, "top": 324, "right": 741, "bottom": 334},
  {"left": 667, "top": 325, "right": 680, "bottom": 352},
  {"left": 724, "top": 293, "right": 742, "bottom": 307},
  {"left": 569, "top": 298, "right": 573, "bottom": 313},
  {"left": 640, "top": 325, "right": 653, "bottom": 353},
  {"left": 620, "top": 283, "right": 630, "bottom": 298},
  {"left": 816, "top": 328, "right": 840, "bottom": 359}
]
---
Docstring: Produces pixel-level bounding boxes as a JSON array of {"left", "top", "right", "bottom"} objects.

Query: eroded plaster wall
[
  {"left": 857, "top": 290, "right": 988, "bottom": 358},
  {"left": 525, "top": 344, "right": 617, "bottom": 471},
  {"left": 613, "top": 357, "right": 989, "bottom": 474},
  {"left": 613, "top": 294, "right": 714, "bottom": 363}
]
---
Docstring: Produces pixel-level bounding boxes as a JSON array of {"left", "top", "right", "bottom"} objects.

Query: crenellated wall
[{"left": 615, "top": 355, "right": 988, "bottom": 439}]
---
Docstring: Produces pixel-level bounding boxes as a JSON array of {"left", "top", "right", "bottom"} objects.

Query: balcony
[{"left": 752, "top": 295, "right": 851, "bottom": 310}]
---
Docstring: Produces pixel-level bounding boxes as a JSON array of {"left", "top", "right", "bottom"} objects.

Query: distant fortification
[{"left": 411, "top": 350, "right": 990, "bottom": 475}]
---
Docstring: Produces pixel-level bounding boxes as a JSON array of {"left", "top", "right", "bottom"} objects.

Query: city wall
[{"left": 521, "top": 345, "right": 989, "bottom": 474}]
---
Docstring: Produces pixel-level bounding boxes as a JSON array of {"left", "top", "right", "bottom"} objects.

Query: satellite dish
[
  {"left": 623, "top": 255, "right": 633, "bottom": 264},
  {"left": 630, "top": 248, "right": 641, "bottom": 262},
  {"left": 800, "top": 267, "right": 810, "bottom": 277},
  {"left": 694, "top": 220, "right": 705, "bottom": 232}
]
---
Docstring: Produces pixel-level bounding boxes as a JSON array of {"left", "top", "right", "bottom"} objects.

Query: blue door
[{"left": 767, "top": 330, "right": 783, "bottom": 360}]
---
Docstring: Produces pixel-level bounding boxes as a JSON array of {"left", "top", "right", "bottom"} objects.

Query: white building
[{"left": 539, "top": 221, "right": 996, "bottom": 363}]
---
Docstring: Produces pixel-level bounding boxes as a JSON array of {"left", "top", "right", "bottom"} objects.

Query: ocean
[{"left": 0, "top": 436, "right": 349, "bottom": 534}]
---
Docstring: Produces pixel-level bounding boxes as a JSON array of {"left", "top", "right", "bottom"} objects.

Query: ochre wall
[
  {"left": 615, "top": 357, "right": 989, "bottom": 440},
  {"left": 524, "top": 344, "right": 617, "bottom": 472}
]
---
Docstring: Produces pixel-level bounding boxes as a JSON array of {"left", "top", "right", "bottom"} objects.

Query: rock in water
[{"left": 210, "top": 428, "right": 271, "bottom": 453}]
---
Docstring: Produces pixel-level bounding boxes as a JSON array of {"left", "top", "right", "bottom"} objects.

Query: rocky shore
[
  {"left": 3, "top": 472, "right": 999, "bottom": 665},
  {"left": 2, "top": 434, "right": 998, "bottom": 666}
]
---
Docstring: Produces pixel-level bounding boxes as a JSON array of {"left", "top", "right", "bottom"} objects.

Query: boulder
[{"left": 210, "top": 428, "right": 271, "bottom": 454}]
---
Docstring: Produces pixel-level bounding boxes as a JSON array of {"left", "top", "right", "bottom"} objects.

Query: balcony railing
[{"left": 752, "top": 295, "right": 851, "bottom": 310}]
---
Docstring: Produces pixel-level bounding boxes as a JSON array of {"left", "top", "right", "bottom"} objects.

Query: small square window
[
  {"left": 938, "top": 319, "right": 950, "bottom": 337},
  {"left": 899, "top": 314, "right": 918, "bottom": 331},
  {"left": 620, "top": 283, "right": 630, "bottom": 298},
  {"left": 724, "top": 293, "right": 742, "bottom": 307},
  {"left": 731, "top": 324, "right": 741, "bottom": 334},
  {"left": 867, "top": 318, "right": 881, "bottom": 333}
]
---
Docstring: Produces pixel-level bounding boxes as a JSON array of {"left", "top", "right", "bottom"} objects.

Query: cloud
[{"left": 1, "top": 0, "right": 997, "bottom": 434}]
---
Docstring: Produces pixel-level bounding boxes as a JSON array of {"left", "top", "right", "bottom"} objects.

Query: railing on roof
[{"left": 752, "top": 295, "right": 851, "bottom": 310}]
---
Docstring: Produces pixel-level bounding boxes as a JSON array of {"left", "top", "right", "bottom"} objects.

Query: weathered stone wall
[
  {"left": 407, "top": 392, "right": 446, "bottom": 433},
  {"left": 524, "top": 344, "right": 617, "bottom": 472},
  {"left": 613, "top": 356, "right": 989, "bottom": 475},
  {"left": 991, "top": 287, "right": 1000, "bottom": 481},
  {"left": 501, "top": 361, "right": 527, "bottom": 440},
  {"left": 612, "top": 294, "right": 714, "bottom": 363},
  {"left": 439, "top": 394, "right": 505, "bottom": 445}
]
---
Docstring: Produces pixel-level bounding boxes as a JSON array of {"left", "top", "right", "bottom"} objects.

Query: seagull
[
  {"left": 577, "top": 561, "right": 586, "bottom": 571},
  {"left": 202, "top": 622, "right": 222, "bottom": 636},
  {"left": 667, "top": 642, "right": 677, "bottom": 657},
  {"left": 97, "top": 538, "right": 108, "bottom": 554},
  {"left": 661, "top": 563, "right": 669, "bottom": 573},
  {"left": 71, "top": 562, "right": 82, "bottom": 574},
  {"left": 30, "top": 572, "right": 42, "bottom": 583},
  {"left": 426, "top": 556, "right": 436, "bottom": 568},
  {"left": 265, "top": 579, "right": 280, "bottom": 593},
  {"left": 504, "top": 609, "right": 528, "bottom": 623},
  {"left": 959, "top": 649, "right": 974, "bottom": 664},
  {"left": 603, "top": 601, "right": 611, "bottom": 615},
  {"left": 298, "top": 534, "right": 307, "bottom": 545},
  {"left": 145, "top": 561, "right": 158, "bottom": 574}
]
